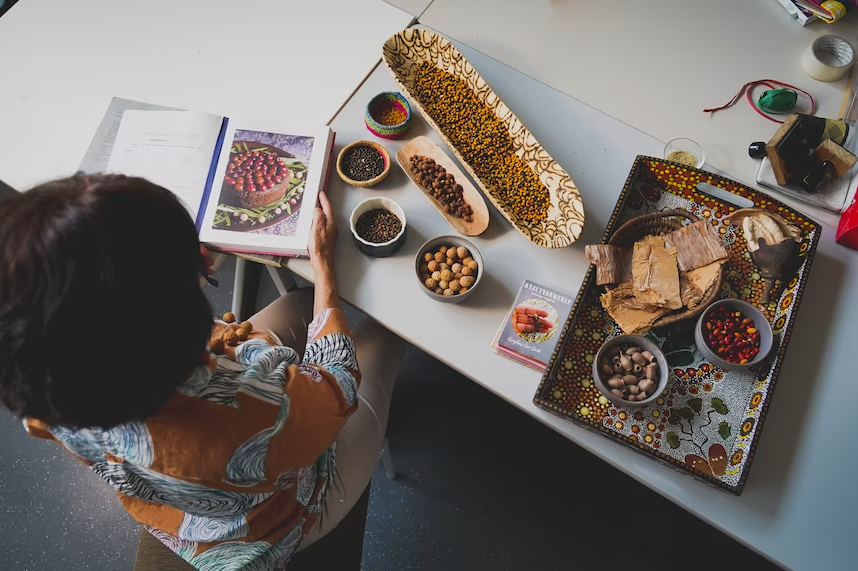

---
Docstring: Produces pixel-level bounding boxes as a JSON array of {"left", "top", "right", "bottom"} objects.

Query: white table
[
  {"left": 383, "top": 0, "right": 433, "bottom": 18},
  {"left": 290, "top": 33, "right": 858, "bottom": 571},
  {"left": 418, "top": 0, "right": 858, "bottom": 219},
  {"left": 0, "top": 0, "right": 413, "bottom": 191}
]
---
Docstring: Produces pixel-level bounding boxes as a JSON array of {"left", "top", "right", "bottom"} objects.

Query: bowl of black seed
[
  {"left": 349, "top": 197, "right": 407, "bottom": 257},
  {"left": 336, "top": 140, "right": 392, "bottom": 188}
]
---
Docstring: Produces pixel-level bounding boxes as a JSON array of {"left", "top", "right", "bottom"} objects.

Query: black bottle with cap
[{"left": 748, "top": 141, "right": 767, "bottom": 159}]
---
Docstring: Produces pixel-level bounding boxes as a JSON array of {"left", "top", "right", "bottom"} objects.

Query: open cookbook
[{"left": 80, "top": 97, "right": 335, "bottom": 257}]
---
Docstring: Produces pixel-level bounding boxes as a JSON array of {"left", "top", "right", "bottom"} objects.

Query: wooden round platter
[{"left": 396, "top": 136, "right": 489, "bottom": 236}]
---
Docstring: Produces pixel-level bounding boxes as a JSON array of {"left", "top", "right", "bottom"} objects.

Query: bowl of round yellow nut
[{"left": 415, "top": 236, "right": 482, "bottom": 303}]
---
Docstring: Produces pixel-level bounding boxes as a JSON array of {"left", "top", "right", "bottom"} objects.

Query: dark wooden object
[{"left": 765, "top": 113, "right": 849, "bottom": 185}]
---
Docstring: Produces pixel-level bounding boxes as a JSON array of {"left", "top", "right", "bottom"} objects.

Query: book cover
[
  {"left": 494, "top": 281, "right": 574, "bottom": 370},
  {"left": 775, "top": 0, "right": 818, "bottom": 25}
]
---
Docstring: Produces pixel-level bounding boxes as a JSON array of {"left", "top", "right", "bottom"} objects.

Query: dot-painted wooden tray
[
  {"left": 382, "top": 28, "right": 585, "bottom": 248},
  {"left": 533, "top": 156, "right": 821, "bottom": 495}
]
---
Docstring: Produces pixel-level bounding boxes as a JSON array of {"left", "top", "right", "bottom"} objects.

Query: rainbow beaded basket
[{"left": 365, "top": 92, "right": 412, "bottom": 139}]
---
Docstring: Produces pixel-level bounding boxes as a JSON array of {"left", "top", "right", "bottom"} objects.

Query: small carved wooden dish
[{"left": 396, "top": 136, "right": 489, "bottom": 236}]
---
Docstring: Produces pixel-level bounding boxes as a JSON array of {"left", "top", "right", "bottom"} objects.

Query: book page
[
  {"left": 106, "top": 110, "right": 223, "bottom": 218},
  {"left": 79, "top": 98, "right": 179, "bottom": 174}
]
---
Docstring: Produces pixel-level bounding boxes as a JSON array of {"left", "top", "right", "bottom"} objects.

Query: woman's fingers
[
  {"left": 200, "top": 244, "right": 216, "bottom": 274},
  {"left": 318, "top": 191, "right": 332, "bottom": 218}
]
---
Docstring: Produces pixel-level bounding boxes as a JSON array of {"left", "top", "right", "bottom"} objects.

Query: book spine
[{"left": 196, "top": 117, "right": 230, "bottom": 233}]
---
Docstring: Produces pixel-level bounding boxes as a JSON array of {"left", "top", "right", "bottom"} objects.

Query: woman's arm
[
  {"left": 309, "top": 191, "right": 340, "bottom": 316},
  {"left": 252, "top": 193, "right": 359, "bottom": 471}
]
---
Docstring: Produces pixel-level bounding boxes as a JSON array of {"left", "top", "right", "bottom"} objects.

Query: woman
[{"left": 0, "top": 174, "right": 405, "bottom": 570}]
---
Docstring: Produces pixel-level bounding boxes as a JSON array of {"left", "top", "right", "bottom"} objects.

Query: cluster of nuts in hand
[
  {"left": 599, "top": 345, "right": 660, "bottom": 402},
  {"left": 419, "top": 245, "right": 479, "bottom": 297},
  {"left": 210, "top": 312, "right": 253, "bottom": 354},
  {"left": 408, "top": 155, "right": 473, "bottom": 222}
]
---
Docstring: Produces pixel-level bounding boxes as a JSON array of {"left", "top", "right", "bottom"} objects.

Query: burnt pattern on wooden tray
[
  {"left": 533, "top": 156, "right": 820, "bottom": 495},
  {"left": 382, "top": 28, "right": 584, "bottom": 248}
]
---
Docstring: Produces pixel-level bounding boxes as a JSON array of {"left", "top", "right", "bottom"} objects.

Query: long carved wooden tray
[{"left": 382, "top": 28, "right": 584, "bottom": 248}]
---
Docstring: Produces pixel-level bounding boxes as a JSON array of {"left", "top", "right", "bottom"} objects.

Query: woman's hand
[
  {"left": 309, "top": 191, "right": 337, "bottom": 272},
  {"left": 200, "top": 245, "right": 216, "bottom": 276}
]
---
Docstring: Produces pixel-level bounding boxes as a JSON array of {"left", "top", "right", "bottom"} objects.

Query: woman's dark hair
[{"left": 0, "top": 174, "right": 212, "bottom": 428}]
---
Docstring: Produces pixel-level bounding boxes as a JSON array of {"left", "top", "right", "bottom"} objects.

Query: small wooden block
[
  {"left": 814, "top": 139, "right": 857, "bottom": 177},
  {"left": 765, "top": 114, "right": 802, "bottom": 185}
]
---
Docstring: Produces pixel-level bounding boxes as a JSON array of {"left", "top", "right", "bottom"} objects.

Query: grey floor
[{"left": 0, "top": 257, "right": 781, "bottom": 571}]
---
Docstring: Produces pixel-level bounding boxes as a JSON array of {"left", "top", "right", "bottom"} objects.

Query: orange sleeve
[
  {"left": 23, "top": 417, "right": 54, "bottom": 441},
  {"left": 264, "top": 308, "right": 362, "bottom": 473}
]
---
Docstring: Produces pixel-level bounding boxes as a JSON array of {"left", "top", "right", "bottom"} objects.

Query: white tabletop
[
  {"left": 419, "top": 0, "right": 858, "bottom": 211},
  {"left": 383, "top": 0, "right": 433, "bottom": 17},
  {"left": 0, "top": 0, "right": 413, "bottom": 191},
  {"left": 289, "top": 34, "right": 858, "bottom": 571}
]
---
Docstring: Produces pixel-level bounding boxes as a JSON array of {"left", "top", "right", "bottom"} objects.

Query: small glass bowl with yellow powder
[
  {"left": 365, "top": 92, "right": 413, "bottom": 140},
  {"left": 664, "top": 138, "right": 704, "bottom": 169}
]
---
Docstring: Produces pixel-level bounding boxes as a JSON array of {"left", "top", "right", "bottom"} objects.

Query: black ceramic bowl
[{"left": 349, "top": 197, "right": 407, "bottom": 258}]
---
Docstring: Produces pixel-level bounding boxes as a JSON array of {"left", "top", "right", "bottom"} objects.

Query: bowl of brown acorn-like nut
[
  {"left": 592, "top": 335, "right": 669, "bottom": 407},
  {"left": 415, "top": 236, "right": 482, "bottom": 303}
]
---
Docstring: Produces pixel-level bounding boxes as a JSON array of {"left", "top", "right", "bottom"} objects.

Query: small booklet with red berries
[
  {"left": 492, "top": 280, "right": 574, "bottom": 371},
  {"left": 91, "top": 99, "right": 334, "bottom": 257}
]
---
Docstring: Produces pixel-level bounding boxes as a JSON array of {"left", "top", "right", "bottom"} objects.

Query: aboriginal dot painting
[{"left": 533, "top": 156, "right": 820, "bottom": 495}]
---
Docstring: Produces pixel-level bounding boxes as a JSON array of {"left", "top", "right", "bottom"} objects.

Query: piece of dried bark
[
  {"left": 600, "top": 282, "right": 671, "bottom": 334},
  {"left": 679, "top": 261, "right": 723, "bottom": 309},
  {"left": 632, "top": 240, "right": 682, "bottom": 310},
  {"left": 663, "top": 221, "right": 729, "bottom": 272},
  {"left": 585, "top": 244, "right": 632, "bottom": 285}
]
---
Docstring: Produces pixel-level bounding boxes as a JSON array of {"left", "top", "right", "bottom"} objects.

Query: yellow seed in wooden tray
[{"left": 412, "top": 63, "right": 550, "bottom": 225}]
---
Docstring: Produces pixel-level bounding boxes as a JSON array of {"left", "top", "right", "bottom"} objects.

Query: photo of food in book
[
  {"left": 211, "top": 130, "right": 315, "bottom": 236},
  {"left": 512, "top": 300, "right": 558, "bottom": 342}
]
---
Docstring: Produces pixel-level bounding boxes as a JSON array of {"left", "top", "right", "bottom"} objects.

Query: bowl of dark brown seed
[
  {"left": 337, "top": 140, "right": 391, "bottom": 188},
  {"left": 350, "top": 197, "right": 407, "bottom": 257}
]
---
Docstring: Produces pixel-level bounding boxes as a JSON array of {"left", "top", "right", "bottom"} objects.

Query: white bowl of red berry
[{"left": 695, "top": 299, "right": 773, "bottom": 371}]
